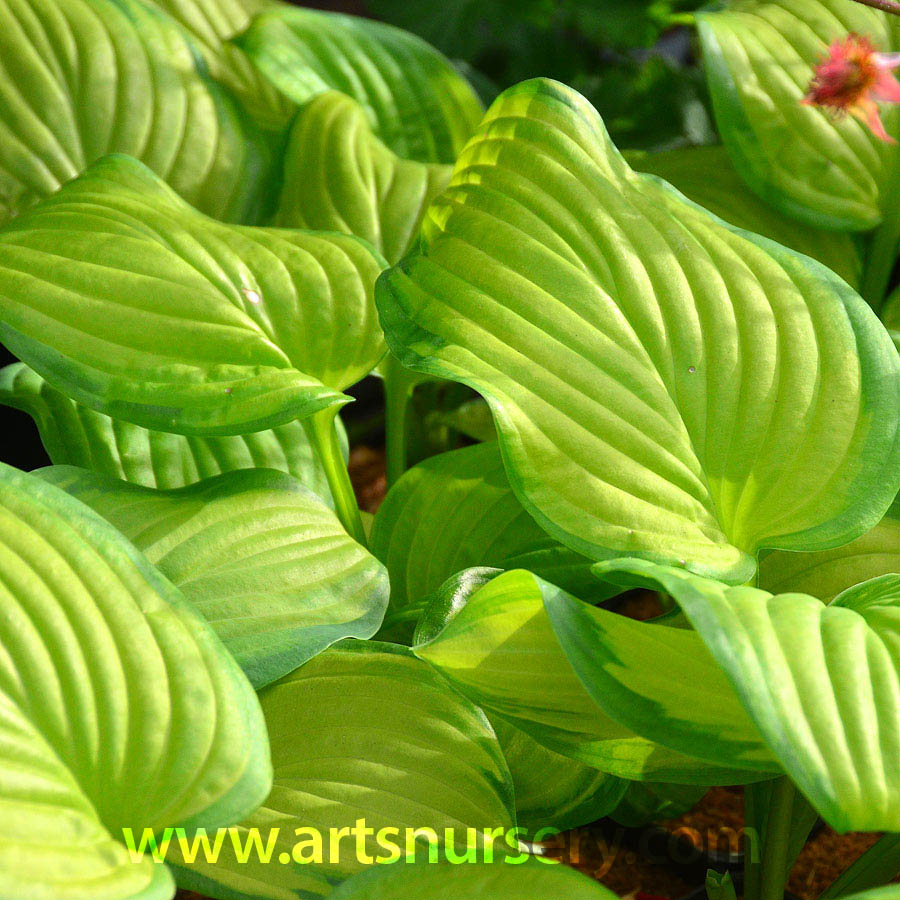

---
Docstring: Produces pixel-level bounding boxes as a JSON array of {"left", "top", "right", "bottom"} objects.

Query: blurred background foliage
[{"left": 361, "top": 0, "right": 713, "bottom": 149}]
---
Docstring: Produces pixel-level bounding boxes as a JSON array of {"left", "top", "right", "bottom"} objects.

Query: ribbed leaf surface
[
  {"left": 596, "top": 558, "right": 900, "bottom": 831},
  {"left": 274, "top": 91, "right": 452, "bottom": 264},
  {"left": 697, "top": 0, "right": 898, "bottom": 230},
  {"left": 0, "top": 363, "right": 343, "bottom": 503},
  {"left": 633, "top": 146, "right": 861, "bottom": 285},
  {"left": 414, "top": 568, "right": 775, "bottom": 783},
  {"left": 488, "top": 714, "right": 627, "bottom": 832},
  {"left": 172, "top": 641, "right": 515, "bottom": 898},
  {"left": 378, "top": 78, "right": 900, "bottom": 582},
  {"left": 38, "top": 466, "right": 389, "bottom": 687},
  {"left": 236, "top": 7, "right": 483, "bottom": 164},
  {"left": 759, "top": 501, "right": 900, "bottom": 599},
  {"left": 370, "top": 442, "right": 604, "bottom": 641},
  {"left": 0, "top": 463, "right": 271, "bottom": 898},
  {"left": 0, "top": 155, "right": 386, "bottom": 436},
  {"left": 149, "top": 0, "right": 292, "bottom": 129},
  {"left": 0, "top": 0, "right": 274, "bottom": 226}
]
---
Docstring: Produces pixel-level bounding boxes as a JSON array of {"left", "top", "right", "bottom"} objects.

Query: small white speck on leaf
[{"left": 243, "top": 287, "right": 261, "bottom": 305}]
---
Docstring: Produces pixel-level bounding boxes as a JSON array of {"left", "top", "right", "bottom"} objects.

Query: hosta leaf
[
  {"left": 171, "top": 641, "right": 516, "bottom": 899},
  {"left": 610, "top": 781, "right": 707, "bottom": 828},
  {"left": 632, "top": 146, "right": 861, "bottom": 286},
  {"left": 0, "top": 462, "right": 271, "bottom": 899},
  {"left": 148, "top": 0, "right": 293, "bottom": 130},
  {"left": 759, "top": 500, "right": 900, "bottom": 599},
  {"left": 274, "top": 91, "right": 452, "bottom": 264},
  {"left": 697, "top": 0, "right": 898, "bottom": 230},
  {"left": 821, "top": 833, "right": 900, "bottom": 899},
  {"left": 0, "top": 0, "right": 274, "bottom": 226},
  {"left": 377, "top": 78, "right": 900, "bottom": 582},
  {"left": 39, "top": 465, "right": 389, "bottom": 688},
  {"left": 0, "top": 155, "right": 386, "bottom": 436},
  {"left": 414, "top": 568, "right": 775, "bottom": 783},
  {"left": 0, "top": 362, "right": 344, "bottom": 503},
  {"left": 371, "top": 443, "right": 607, "bottom": 642},
  {"left": 595, "top": 558, "right": 900, "bottom": 831},
  {"left": 489, "top": 714, "right": 627, "bottom": 832},
  {"left": 839, "top": 889, "right": 900, "bottom": 900},
  {"left": 235, "top": 7, "right": 484, "bottom": 164},
  {"left": 329, "top": 858, "right": 620, "bottom": 900}
]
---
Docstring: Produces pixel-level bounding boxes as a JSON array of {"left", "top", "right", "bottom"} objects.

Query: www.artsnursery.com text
[{"left": 121, "top": 822, "right": 562, "bottom": 867}]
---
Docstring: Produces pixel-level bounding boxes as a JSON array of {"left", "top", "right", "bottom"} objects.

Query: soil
[
  {"left": 560, "top": 787, "right": 883, "bottom": 900},
  {"left": 348, "top": 445, "right": 387, "bottom": 513}
]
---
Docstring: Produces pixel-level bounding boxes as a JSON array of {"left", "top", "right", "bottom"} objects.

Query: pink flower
[{"left": 803, "top": 33, "right": 900, "bottom": 143}]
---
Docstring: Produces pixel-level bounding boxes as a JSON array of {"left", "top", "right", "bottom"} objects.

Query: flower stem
[
  {"left": 850, "top": 0, "right": 900, "bottom": 16},
  {"left": 303, "top": 407, "right": 367, "bottom": 546},
  {"left": 382, "top": 354, "right": 419, "bottom": 487},
  {"left": 861, "top": 147, "right": 900, "bottom": 312},
  {"left": 757, "top": 778, "right": 797, "bottom": 900}
]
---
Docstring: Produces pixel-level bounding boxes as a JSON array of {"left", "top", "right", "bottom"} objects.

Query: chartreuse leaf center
[
  {"left": 596, "top": 557, "right": 900, "bottom": 832},
  {"left": 0, "top": 462, "right": 271, "bottom": 899},
  {"left": 377, "top": 77, "right": 900, "bottom": 583},
  {"left": 38, "top": 465, "right": 390, "bottom": 689},
  {"left": 0, "top": 154, "right": 387, "bottom": 438}
]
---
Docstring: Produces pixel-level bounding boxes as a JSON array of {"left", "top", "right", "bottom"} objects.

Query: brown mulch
[
  {"left": 348, "top": 445, "right": 387, "bottom": 513},
  {"left": 557, "top": 787, "right": 882, "bottom": 900}
]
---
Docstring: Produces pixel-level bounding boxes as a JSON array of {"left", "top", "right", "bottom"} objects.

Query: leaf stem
[
  {"left": 383, "top": 354, "right": 419, "bottom": 487},
  {"left": 861, "top": 145, "right": 900, "bottom": 312},
  {"left": 303, "top": 407, "right": 367, "bottom": 546},
  {"left": 850, "top": 0, "right": 900, "bottom": 16},
  {"left": 757, "top": 778, "right": 797, "bottom": 900}
]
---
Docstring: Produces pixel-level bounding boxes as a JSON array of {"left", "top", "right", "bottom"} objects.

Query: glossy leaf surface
[
  {"left": 597, "top": 558, "right": 900, "bottom": 831},
  {"left": 236, "top": 7, "right": 483, "bottom": 164},
  {"left": 0, "top": 0, "right": 273, "bottom": 226},
  {"left": 0, "top": 155, "right": 386, "bottom": 436},
  {"left": 415, "top": 568, "right": 775, "bottom": 783},
  {"left": 697, "top": 0, "right": 898, "bottom": 230},
  {"left": 0, "top": 363, "right": 343, "bottom": 503},
  {"left": 378, "top": 78, "right": 900, "bottom": 583},
  {"left": 39, "top": 466, "right": 389, "bottom": 688},
  {"left": 0, "top": 463, "right": 271, "bottom": 898}
]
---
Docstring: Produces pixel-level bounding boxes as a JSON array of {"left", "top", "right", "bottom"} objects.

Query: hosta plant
[{"left": 3, "top": 1, "right": 900, "bottom": 900}]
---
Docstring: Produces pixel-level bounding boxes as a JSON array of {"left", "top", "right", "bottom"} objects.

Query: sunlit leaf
[
  {"left": 236, "top": 7, "right": 483, "bottom": 164},
  {"left": 274, "top": 91, "right": 452, "bottom": 264},
  {"left": 371, "top": 443, "right": 606, "bottom": 642},
  {"left": 0, "top": 462, "right": 271, "bottom": 898},
  {"left": 414, "top": 568, "right": 776, "bottom": 783},
  {"left": 378, "top": 78, "right": 900, "bottom": 582},
  {"left": 171, "top": 641, "right": 516, "bottom": 898},
  {"left": 489, "top": 714, "right": 627, "bottom": 832},
  {"left": 149, "top": 0, "right": 293, "bottom": 130},
  {"left": 0, "top": 155, "right": 386, "bottom": 436},
  {"left": 38, "top": 465, "right": 389, "bottom": 688},
  {"left": 0, "top": 362, "right": 346, "bottom": 504},
  {"left": 759, "top": 500, "right": 900, "bottom": 599},
  {"left": 697, "top": 0, "right": 898, "bottom": 230},
  {"left": 0, "top": 0, "right": 275, "bottom": 226},
  {"left": 596, "top": 557, "right": 900, "bottom": 831},
  {"left": 633, "top": 145, "right": 861, "bottom": 286}
]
